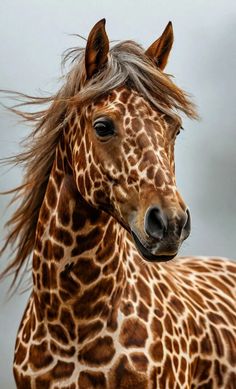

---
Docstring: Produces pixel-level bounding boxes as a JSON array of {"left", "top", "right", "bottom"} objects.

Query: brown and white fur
[{"left": 1, "top": 19, "right": 236, "bottom": 389}]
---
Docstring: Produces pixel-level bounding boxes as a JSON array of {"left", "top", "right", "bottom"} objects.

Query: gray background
[{"left": 0, "top": 0, "right": 235, "bottom": 387}]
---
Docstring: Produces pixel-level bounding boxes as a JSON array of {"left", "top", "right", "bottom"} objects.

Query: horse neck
[{"left": 32, "top": 144, "right": 128, "bottom": 326}]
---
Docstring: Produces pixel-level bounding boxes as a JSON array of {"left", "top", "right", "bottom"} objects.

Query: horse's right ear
[
  {"left": 145, "top": 22, "right": 174, "bottom": 71},
  {"left": 85, "top": 19, "right": 109, "bottom": 80}
]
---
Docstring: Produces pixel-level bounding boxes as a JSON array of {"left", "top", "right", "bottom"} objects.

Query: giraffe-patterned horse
[{"left": 1, "top": 19, "right": 236, "bottom": 389}]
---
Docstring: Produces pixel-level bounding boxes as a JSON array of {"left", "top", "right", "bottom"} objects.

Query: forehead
[{"left": 91, "top": 86, "right": 182, "bottom": 127}]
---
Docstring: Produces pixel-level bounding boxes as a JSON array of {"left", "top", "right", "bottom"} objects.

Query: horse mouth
[{"left": 131, "top": 231, "right": 177, "bottom": 263}]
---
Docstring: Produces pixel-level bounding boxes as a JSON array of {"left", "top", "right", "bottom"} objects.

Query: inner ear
[
  {"left": 85, "top": 19, "right": 109, "bottom": 80},
  {"left": 145, "top": 22, "right": 174, "bottom": 71}
]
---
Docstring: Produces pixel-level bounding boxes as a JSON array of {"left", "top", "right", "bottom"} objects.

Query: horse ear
[
  {"left": 85, "top": 19, "right": 109, "bottom": 79},
  {"left": 145, "top": 22, "right": 174, "bottom": 71}
]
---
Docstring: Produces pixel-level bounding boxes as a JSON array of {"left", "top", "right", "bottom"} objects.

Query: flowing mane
[{"left": 0, "top": 39, "right": 197, "bottom": 290}]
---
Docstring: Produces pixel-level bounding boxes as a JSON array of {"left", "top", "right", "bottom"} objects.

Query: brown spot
[
  {"left": 130, "top": 352, "right": 148, "bottom": 372},
  {"left": 199, "top": 287, "right": 214, "bottom": 300},
  {"left": 120, "top": 301, "right": 134, "bottom": 316},
  {"left": 71, "top": 227, "right": 102, "bottom": 256},
  {"left": 173, "top": 339, "right": 180, "bottom": 354},
  {"left": 137, "top": 301, "right": 149, "bottom": 322},
  {"left": 226, "top": 372, "right": 236, "bottom": 388},
  {"left": 56, "top": 149, "right": 64, "bottom": 170},
  {"left": 29, "top": 340, "right": 53, "bottom": 369},
  {"left": 59, "top": 269, "right": 81, "bottom": 296},
  {"left": 154, "top": 300, "right": 164, "bottom": 318},
  {"left": 14, "top": 343, "right": 27, "bottom": 365},
  {"left": 45, "top": 293, "right": 60, "bottom": 321},
  {"left": 164, "top": 313, "right": 173, "bottom": 335},
  {"left": 103, "top": 256, "right": 119, "bottom": 276},
  {"left": 136, "top": 276, "right": 151, "bottom": 306},
  {"left": 169, "top": 295, "right": 185, "bottom": 314},
  {"left": 173, "top": 355, "right": 179, "bottom": 371},
  {"left": 108, "top": 355, "right": 148, "bottom": 389},
  {"left": 200, "top": 334, "right": 213, "bottom": 355},
  {"left": 149, "top": 340, "right": 163, "bottom": 362},
  {"left": 159, "top": 355, "right": 175, "bottom": 388},
  {"left": 78, "top": 320, "right": 103, "bottom": 343},
  {"left": 73, "top": 257, "right": 100, "bottom": 284},
  {"left": 33, "top": 253, "right": 40, "bottom": 270},
  {"left": 194, "top": 358, "right": 212, "bottom": 382},
  {"left": 214, "top": 360, "right": 224, "bottom": 387},
  {"left": 207, "top": 276, "right": 233, "bottom": 297},
  {"left": 120, "top": 90, "right": 130, "bottom": 104},
  {"left": 136, "top": 131, "right": 148, "bottom": 149},
  {"left": 13, "top": 370, "right": 31, "bottom": 389},
  {"left": 189, "top": 338, "right": 198, "bottom": 354},
  {"left": 40, "top": 202, "right": 50, "bottom": 223},
  {"left": 164, "top": 335, "right": 173, "bottom": 352},
  {"left": 180, "top": 336, "right": 187, "bottom": 353},
  {"left": 41, "top": 262, "right": 50, "bottom": 288},
  {"left": 210, "top": 325, "right": 225, "bottom": 360},
  {"left": 180, "top": 357, "right": 187, "bottom": 371},
  {"left": 79, "top": 370, "right": 107, "bottom": 389},
  {"left": 143, "top": 150, "right": 156, "bottom": 165},
  {"left": 188, "top": 315, "right": 203, "bottom": 337},
  {"left": 227, "top": 264, "right": 236, "bottom": 274},
  {"left": 221, "top": 328, "right": 236, "bottom": 365},
  {"left": 150, "top": 366, "right": 158, "bottom": 389},
  {"left": 147, "top": 166, "right": 155, "bottom": 179},
  {"left": 42, "top": 239, "right": 53, "bottom": 260},
  {"left": 78, "top": 336, "right": 115, "bottom": 366},
  {"left": 47, "top": 180, "right": 57, "bottom": 209},
  {"left": 155, "top": 169, "right": 165, "bottom": 187},
  {"left": 51, "top": 360, "right": 74, "bottom": 379},
  {"left": 48, "top": 323, "right": 69, "bottom": 344},
  {"left": 33, "top": 323, "right": 46, "bottom": 342},
  {"left": 73, "top": 300, "right": 109, "bottom": 320},
  {"left": 52, "top": 243, "right": 64, "bottom": 260},
  {"left": 76, "top": 277, "right": 113, "bottom": 306},
  {"left": 189, "top": 289, "right": 206, "bottom": 308},
  {"left": 207, "top": 311, "right": 227, "bottom": 325},
  {"left": 130, "top": 285, "right": 137, "bottom": 302},
  {"left": 218, "top": 302, "right": 236, "bottom": 326},
  {"left": 119, "top": 318, "right": 148, "bottom": 348},
  {"left": 58, "top": 196, "right": 71, "bottom": 227},
  {"left": 72, "top": 208, "right": 86, "bottom": 231},
  {"left": 158, "top": 282, "right": 170, "bottom": 299},
  {"left": 53, "top": 226, "right": 73, "bottom": 246}
]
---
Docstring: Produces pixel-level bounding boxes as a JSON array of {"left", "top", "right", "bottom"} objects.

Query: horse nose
[
  {"left": 144, "top": 206, "right": 167, "bottom": 241},
  {"left": 144, "top": 206, "right": 191, "bottom": 241}
]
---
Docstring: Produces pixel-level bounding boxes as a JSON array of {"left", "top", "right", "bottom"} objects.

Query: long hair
[{"left": 0, "top": 39, "right": 197, "bottom": 290}]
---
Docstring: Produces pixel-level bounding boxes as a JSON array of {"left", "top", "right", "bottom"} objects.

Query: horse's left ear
[
  {"left": 85, "top": 18, "right": 109, "bottom": 79},
  {"left": 145, "top": 22, "right": 174, "bottom": 70}
]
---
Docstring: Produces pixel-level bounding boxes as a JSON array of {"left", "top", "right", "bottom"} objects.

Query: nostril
[
  {"left": 183, "top": 208, "right": 191, "bottom": 236},
  {"left": 145, "top": 206, "right": 167, "bottom": 241}
]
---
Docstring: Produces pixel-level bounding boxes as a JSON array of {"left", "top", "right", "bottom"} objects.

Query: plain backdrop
[{"left": 0, "top": 1, "right": 235, "bottom": 387}]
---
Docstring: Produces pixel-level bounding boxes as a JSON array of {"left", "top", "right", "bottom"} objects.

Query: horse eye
[{"left": 93, "top": 117, "right": 115, "bottom": 138}]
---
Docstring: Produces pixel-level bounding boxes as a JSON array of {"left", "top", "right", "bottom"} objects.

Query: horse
[{"left": 1, "top": 19, "right": 236, "bottom": 389}]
